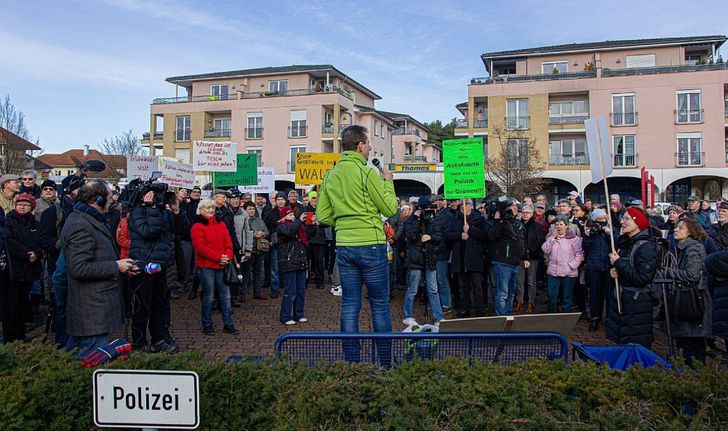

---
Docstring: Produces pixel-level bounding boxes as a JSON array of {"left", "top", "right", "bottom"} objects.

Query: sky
[{"left": 2, "top": 0, "right": 727, "bottom": 154}]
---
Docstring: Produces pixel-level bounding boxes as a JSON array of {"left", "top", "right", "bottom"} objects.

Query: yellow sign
[
  {"left": 295, "top": 152, "right": 340, "bottom": 185},
  {"left": 391, "top": 164, "right": 437, "bottom": 172}
]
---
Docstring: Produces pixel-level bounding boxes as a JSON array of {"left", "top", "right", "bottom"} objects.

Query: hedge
[{"left": 1, "top": 341, "right": 727, "bottom": 430}]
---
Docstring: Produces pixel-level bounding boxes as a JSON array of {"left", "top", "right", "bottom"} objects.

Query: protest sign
[
  {"left": 585, "top": 116, "right": 612, "bottom": 184},
  {"left": 192, "top": 141, "right": 236, "bottom": 172},
  {"left": 160, "top": 157, "right": 195, "bottom": 189},
  {"left": 240, "top": 167, "right": 276, "bottom": 194},
  {"left": 213, "top": 154, "right": 258, "bottom": 188},
  {"left": 442, "top": 138, "right": 485, "bottom": 199},
  {"left": 127, "top": 155, "right": 159, "bottom": 181},
  {"left": 295, "top": 152, "right": 340, "bottom": 185}
]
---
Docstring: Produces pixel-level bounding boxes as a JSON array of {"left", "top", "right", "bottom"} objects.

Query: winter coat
[
  {"left": 524, "top": 218, "right": 545, "bottom": 260},
  {"left": 713, "top": 222, "right": 728, "bottom": 250},
  {"left": 116, "top": 215, "right": 131, "bottom": 260},
  {"left": 488, "top": 217, "right": 526, "bottom": 267},
  {"left": 248, "top": 212, "right": 269, "bottom": 255},
  {"left": 179, "top": 198, "right": 199, "bottom": 242},
  {"left": 263, "top": 206, "right": 284, "bottom": 246},
  {"left": 33, "top": 197, "right": 57, "bottom": 223},
  {"left": 446, "top": 211, "right": 488, "bottom": 273},
  {"left": 542, "top": 229, "right": 583, "bottom": 278},
  {"left": 391, "top": 213, "right": 409, "bottom": 251},
  {"left": 433, "top": 208, "right": 454, "bottom": 261},
  {"left": 3, "top": 210, "right": 42, "bottom": 282},
  {"left": 216, "top": 205, "right": 240, "bottom": 253},
  {"left": 128, "top": 204, "right": 188, "bottom": 268},
  {"left": 276, "top": 218, "right": 308, "bottom": 274},
  {"left": 20, "top": 183, "right": 41, "bottom": 199},
  {"left": 607, "top": 229, "right": 658, "bottom": 348},
  {"left": 705, "top": 249, "right": 728, "bottom": 340},
  {"left": 657, "top": 238, "right": 712, "bottom": 338},
  {"left": 60, "top": 210, "right": 123, "bottom": 337},
  {"left": 582, "top": 223, "right": 615, "bottom": 271},
  {"left": 190, "top": 215, "right": 233, "bottom": 270},
  {"left": 405, "top": 212, "right": 441, "bottom": 270},
  {"left": 233, "top": 207, "right": 253, "bottom": 254}
]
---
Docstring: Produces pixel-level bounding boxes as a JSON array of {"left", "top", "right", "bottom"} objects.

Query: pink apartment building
[{"left": 454, "top": 35, "right": 728, "bottom": 204}]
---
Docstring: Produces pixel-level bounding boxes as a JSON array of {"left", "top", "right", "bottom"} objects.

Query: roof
[
  {"left": 354, "top": 105, "right": 395, "bottom": 124},
  {"left": 0, "top": 127, "right": 41, "bottom": 151},
  {"left": 376, "top": 110, "right": 430, "bottom": 132},
  {"left": 37, "top": 149, "right": 127, "bottom": 178},
  {"left": 481, "top": 35, "right": 727, "bottom": 60},
  {"left": 166, "top": 64, "right": 381, "bottom": 100}
]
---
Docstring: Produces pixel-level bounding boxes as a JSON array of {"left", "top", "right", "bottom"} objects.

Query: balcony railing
[
  {"left": 474, "top": 119, "right": 488, "bottom": 128},
  {"left": 322, "top": 124, "right": 349, "bottom": 134},
  {"left": 549, "top": 154, "right": 589, "bottom": 166},
  {"left": 614, "top": 154, "right": 637, "bottom": 168},
  {"left": 152, "top": 86, "right": 353, "bottom": 105},
  {"left": 204, "top": 128, "right": 230, "bottom": 138},
  {"left": 245, "top": 128, "right": 263, "bottom": 140},
  {"left": 393, "top": 127, "right": 421, "bottom": 136},
  {"left": 675, "top": 109, "right": 703, "bottom": 124},
  {"left": 675, "top": 151, "right": 705, "bottom": 167},
  {"left": 288, "top": 125, "right": 307, "bottom": 138},
  {"left": 505, "top": 116, "right": 530, "bottom": 130},
  {"left": 549, "top": 116, "right": 588, "bottom": 125},
  {"left": 455, "top": 119, "right": 468, "bottom": 128},
  {"left": 602, "top": 63, "right": 728, "bottom": 78},
  {"left": 153, "top": 93, "right": 239, "bottom": 104},
  {"left": 471, "top": 70, "right": 597, "bottom": 85},
  {"left": 610, "top": 112, "right": 638, "bottom": 126},
  {"left": 142, "top": 132, "right": 164, "bottom": 140}
]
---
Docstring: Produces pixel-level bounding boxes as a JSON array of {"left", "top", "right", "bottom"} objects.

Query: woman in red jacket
[{"left": 191, "top": 199, "right": 238, "bottom": 335}]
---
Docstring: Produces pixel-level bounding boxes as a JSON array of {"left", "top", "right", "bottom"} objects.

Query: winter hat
[
  {"left": 278, "top": 206, "right": 292, "bottom": 219},
  {"left": 626, "top": 207, "right": 650, "bottom": 231},
  {"left": 307, "top": 191, "right": 318, "bottom": 199},
  {"left": 41, "top": 179, "right": 57, "bottom": 189},
  {"left": 590, "top": 208, "right": 607, "bottom": 221},
  {"left": 15, "top": 193, "right": 36, "bottom": 210},
  {"left": 275, "top": 191, "right": 287, "bottom": 200}
]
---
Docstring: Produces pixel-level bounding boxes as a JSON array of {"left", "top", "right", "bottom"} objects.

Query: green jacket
[{"left": 317, "top": 151, "right": 398, "bottom": 246}]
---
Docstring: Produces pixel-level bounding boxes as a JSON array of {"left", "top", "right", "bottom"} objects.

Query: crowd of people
[{"left": 1, "top": 129, "right": 728, "bottom": 365}]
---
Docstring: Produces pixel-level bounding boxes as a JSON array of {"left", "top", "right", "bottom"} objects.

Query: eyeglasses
[
  {"left": 15, "top": 202, "right": 32, "bottom": 207},
  {"left": 42, "top": 187, "right": 55, "bottom": 191},
  {"left": 22, "top": 177, "right": 34, "bottom": 181}
]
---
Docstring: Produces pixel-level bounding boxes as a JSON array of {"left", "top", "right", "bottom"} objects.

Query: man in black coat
[
  {"left": 712, "top": 202, "right": 728, "bottom": 250},
  {"left": 706, "top": 248, "right": 728, "bottom": 344},
  {"left": 515, "top": 204, "right": 545, "bottom": 314},
  {"left": 263, "top": 191, "right": 289, "bottom": 298},
  {"left": 488, "top": 197, "right": 528, "bottom": 316}
]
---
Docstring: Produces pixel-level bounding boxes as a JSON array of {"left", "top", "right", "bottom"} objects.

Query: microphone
[{"left": 372, "top": 158, "right": 383, "bottom": 173}]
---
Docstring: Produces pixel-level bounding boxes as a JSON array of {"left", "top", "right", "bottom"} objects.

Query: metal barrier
[{"left": 274, "top": 332, "right": 568, "bottom": 367}]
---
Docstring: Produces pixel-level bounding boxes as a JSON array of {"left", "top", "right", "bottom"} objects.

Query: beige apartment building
[
  {"left": 141, "top": 65, "right": 435, "bottom": 191},
  {"left": 453, "top": 35, "right": 728, "bottom": 204}
]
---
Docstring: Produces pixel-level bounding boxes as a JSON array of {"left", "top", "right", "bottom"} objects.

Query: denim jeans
[
  {"left": 492, "top": 261, "right": 519, "bottom": 316},
  {"left": 199, "top": 268, "right": 233, "bottom": 329},
  {"left": 547, "top": 275, "right": 576, "bottom": 313},
  {"left": 270, "top": 248, "right": 280, "bottom": 294},
  {"left": 515, "top": 259, "right": 539, "bottom": 304},
  {"left": 52, "top": 253, "right": 69, "bottom": 348},
  {"left": 435, "top": 260, "right": 452, "bottom": 309},
  {"left": 404, "top": 268, "right": 444, "bottom": 322},
  {"left": 65, "top": 334, "right": 108, "bottom": 360},
  {"left": 280, "top": 270, "right": 306, "bottom": 322},
  {"left": 337, "top": 244, "right": 392, "bottom": 365}
]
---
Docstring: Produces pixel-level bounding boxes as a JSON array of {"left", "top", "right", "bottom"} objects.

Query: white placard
[
  {"left": 160, "top": 157, "right": 195, "bottom": 189},
  {"left": 93, "top": 369, "right": 199, "bottom": 429},
  {"left": 585, "top": 116, "right": 613, "bottom": 184},
  {"left": 127, "top": 155, "right": 159, "bottom": 181},
  {"left": 192, "top": 140, "right": 236, "bottom": 172},
  {"left": 240, "top": 167, "right": 276, "bottom": 194}
]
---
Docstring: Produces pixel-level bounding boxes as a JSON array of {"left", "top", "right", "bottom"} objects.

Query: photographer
[
  {"left": 488, "top": 197, "right": 528, "bottom": 316},
  {"left": 402, "top": 196, "right": 445, "bottom": 326},
  {"left": 128, "top": 184, "right": 189, "bottom": 353},
  {"left": 582, "top": 208, "right": 616, "bottom": 331}
]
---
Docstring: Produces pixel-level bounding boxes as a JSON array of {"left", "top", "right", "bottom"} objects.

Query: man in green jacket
[{"left": 317, "top": 125, "right": 398, "bottom": 354}]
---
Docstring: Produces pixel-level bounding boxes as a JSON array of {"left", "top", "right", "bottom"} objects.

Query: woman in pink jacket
[{"left": 542, "top": 215, "right": 584, "bottom": 313}]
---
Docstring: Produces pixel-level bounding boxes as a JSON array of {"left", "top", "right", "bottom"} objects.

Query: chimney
[{"left": 83, "top": 144, "right": 89, "bottom": 156}]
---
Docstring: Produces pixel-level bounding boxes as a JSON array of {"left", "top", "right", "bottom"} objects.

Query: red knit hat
[
  {"left": 626, "top": 207, "right": 649, "bottom": 231},
  {"left": 15, "top": 193, "right": 36, "bottom": 210}
]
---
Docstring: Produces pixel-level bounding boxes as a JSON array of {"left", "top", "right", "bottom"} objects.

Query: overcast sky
[{"left": 2, "top": 0, "right": 727, "bottom": 153}]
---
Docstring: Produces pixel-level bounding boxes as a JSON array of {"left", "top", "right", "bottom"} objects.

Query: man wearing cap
[
  {"left": 34, "top": 180, "right": 58, "bottom": 223},
  {"left": 713, "top": 202, "right": 728, "bottom": 249},
  {"left": 19, "top": 170, "right": 41, "bottom": 198},
  {"left": 0, "top": 174, "right": 20, "bottom": 213},
  {"left": 568, "top": 190, "right": 582, "bottom": 205},
  {"left": 686, "top": 195, "right": 715, "bottom": 237},
  {"left": 230, "top": 188, "right": 253, "bottom": 305}
]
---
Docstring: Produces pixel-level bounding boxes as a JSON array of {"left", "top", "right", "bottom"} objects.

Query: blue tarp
[{"left": 573, "top": 343, "right": 671, "bottom": 371}]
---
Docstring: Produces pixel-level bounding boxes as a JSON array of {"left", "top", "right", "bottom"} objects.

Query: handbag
[
  {"left": 224, "top": 259, "right": 243, "bottom": 286},
  {"left": 670, "top": 280, "right": 705, "bottom": 322},
  {"left": 255, "top": 237, "right": 271, "bottom": 253}
]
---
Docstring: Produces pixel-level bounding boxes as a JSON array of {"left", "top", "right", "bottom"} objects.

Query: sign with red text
[
  {"left": 160, "top": 158, "right": 195, "bottom": 189},
  {"left": 127, "top": 155, "right": 159, "bottom": 181},
  {"left": 192, "top": 141, "right": 236, "bottom": 172}
]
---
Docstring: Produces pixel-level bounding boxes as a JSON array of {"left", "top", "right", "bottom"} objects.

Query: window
[
  {"left": 213, "top": 118, "right": 230, "bottom": 136},
  {"left": 685, "top": 54, "right": 702, "bottom": 65},
  {"left": 380, "top": 123, "right": 385, "bottom": 139},
  {"left": 246, "top": 113, "right": 263, "bottom": 139},
  {"left": 175, "top": 148, "right": 190, "bottom": 164},
  {"left": 268, "top": 80, "right": 288, "bottom": 95},
  {"left": 495, "top": 64, "right": 516, "bottom": 76},
  {"left": 247, "top": 147, "right": 263, "bottom": 167},
  {"left": 626, "top": 54, "right": 655, "bottom": 68},
  {"left": 404, "top": 142, "right": 413, "bottom": 156},
  {"left": 210, "top": 84, "right": 229, "bottom": 100},
  {"left": 676, "top": 90, "right": 702, "bottom": 123},
  {"left": 289, "top": 110, "right": 307, "bottom": 138},
  {"left": 324, "top": 111, "right": 333, "bottom": 126},
  {"left": 612, "top": 94, "right": 636, "bottom": 126},
  {"left": 374, "top": 120, "right": 379, "bottom": 136},
  {"left": 541, "top": 61, "right": 568, "bottom": 74},
  {"left": 549, "top": 100, "right": 589, "bottom": 117},
  {"left": 55, "top": 170, "right": 61, "bottom": 176},
  {"left": 506, "top": 99, "right": 529, "bottom": 129},
  {"left": 677, "top": 133, "right": 702, "bottom": 166},
  {"left": 289, "top": 146, "right": 306, "bottom": 172},
  {"left": 176, "top": 115, "right": 190, "bottom": 141},
  {"left": 507, "top": 138, "right": 529, "bottom": 167},
  {"left": 549, "top": 138, "right": 587, "bottom": 165},
  {"left": 612, "top": 135, "right": 636, "bottom": 167},
  {"left": 67, "top": 169, "right": 74, "bottom": 175}
]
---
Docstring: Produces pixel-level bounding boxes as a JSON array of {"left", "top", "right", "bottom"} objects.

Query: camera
[
  {"left": 496, "top": 196, "right": 516, "bottom": 220},
  {"left": 587, "top": 220, "right": 605, "bottom": 235},
  {"left": 121, "top": 171, "right": 170, "bottom": 208}
]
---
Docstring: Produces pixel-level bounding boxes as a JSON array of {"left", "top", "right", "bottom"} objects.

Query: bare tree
[
  {"left": 0, "top": 94, "right": 32, "bottom": 140},
  {"left": 0, "top": 94, "right": 39, "bottom": 174},
  {"left": 101, "top": 129, "right": 146, "bottom": 156},
  {"left": 485, "top": 123, "right": 546, "bottom": 198}
]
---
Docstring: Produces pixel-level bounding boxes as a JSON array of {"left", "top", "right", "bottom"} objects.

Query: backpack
[{"left": 629, "top": 236, "right": 671, "bottom": 303}]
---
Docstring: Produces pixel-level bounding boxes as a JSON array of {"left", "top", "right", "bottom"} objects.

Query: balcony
[
  {"left": 245, "top": 128, "right": 263, "bottom": 140},
  {"left": 474, "top": 119, "right": 488, "bottom": 128},
  {"left": 153, "top": 93, "right": 239, "bottom": 104},
  {"left": 549, "top": 116, "right": 587, "bottom": 125},
  {"left": 610, "top": 112, "right": 638, "bottom": 127},
  {"left": 322, "top": 124, "right": 349, "bottom": 134},
  {"left": 152, "top": 86, "right": 353, "bottom": 105},
  {"left": 614, "top": 154, "right": 637, "bottom": 168},
  {"left": 675, "top": 109, "right": 704, "bottom": 124},
  {"left": 142, "top": 132, "right": 163, "bottom": 141},
  {"left": 393, "top": 127, "right": 421, "bottom": 136},
  {"left": 549, "top": 154, "right": 589, "bottom": 166},
  {"left": 471, "top": 70, "right": 597, "bottom": 85},
  {"left": 505, "top": 116, "right": 530, "bottom": 130},
  {"left": 455, "top": 119, "right": 468, "bottom": 128},
  {"left": 675, "top": 151, "right": 704, "bottom": 167},
  {"left": 602, "top": 63, "right": 728, "bottom": 78},
  {"left": 204, "top": 128, "right": 230, "bottom": 138},
  {"left": 288, "top": 125, "right": 307, "bottom": 138}
]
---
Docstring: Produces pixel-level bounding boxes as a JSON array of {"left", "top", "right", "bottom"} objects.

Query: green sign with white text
[
  {"left": 214, "top": 154, "right": 258, "bottom": 187},
  {"left": 442, "top": 137, "right": 485, "bottom": 199}
]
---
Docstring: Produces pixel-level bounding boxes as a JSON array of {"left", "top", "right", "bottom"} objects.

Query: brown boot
[
  {"left": 525, "top": 303, "right": 534, "bottom": 314},
  {"left": 514, "top": 301, "right": 522, "bottom": 313}
]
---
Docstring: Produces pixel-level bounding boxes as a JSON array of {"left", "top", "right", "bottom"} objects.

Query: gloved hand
[{"left": 80, "top": 338, "right": 132, "bottom": 368}]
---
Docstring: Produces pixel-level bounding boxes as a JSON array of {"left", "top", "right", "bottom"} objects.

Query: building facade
[{"left": 452, "top": 35, "right": 728, "bottom": 204}]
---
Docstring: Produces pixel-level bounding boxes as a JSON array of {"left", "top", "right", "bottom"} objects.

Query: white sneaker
[
  {"left": 283, "top": 320, "right": 296, "bottom": 326},
  {"left": 402, "top": 317, "right": 419, "bottom": 327},
  {"left": 297, "top": 317, "right": 308, "bottom": 323},
  {"left": 331, "top": 286, "right": 342, "bottom": 296}
]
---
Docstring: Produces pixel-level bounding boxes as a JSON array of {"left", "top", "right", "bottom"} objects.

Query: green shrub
[{"left": 1, "top": 341, "right": 727, "bottom": 430}]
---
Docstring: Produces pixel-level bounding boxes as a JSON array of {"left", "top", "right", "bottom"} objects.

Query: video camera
[
  {"left": 496, "top": 196, "right": 516, "bottom": 220},
  {"left": 121, "top": 171, "right": 175, "bottom": 208}
]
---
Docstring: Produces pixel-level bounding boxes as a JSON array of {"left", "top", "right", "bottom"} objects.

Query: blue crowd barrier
[
  {"left": 274, "top": 332, "right": 569, "bottom": 366},
  {"left": 572, "top": 342, "right": 672, "bottom": 371}
]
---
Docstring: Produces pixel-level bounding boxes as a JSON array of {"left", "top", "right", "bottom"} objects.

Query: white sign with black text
[{"left": 93, "top": 369, "right": 199, "bottom": 429}]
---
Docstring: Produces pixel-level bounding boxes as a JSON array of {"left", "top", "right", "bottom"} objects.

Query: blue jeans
[
  {"left": 270, "top": 248, "right": 280, "bottom": 294},
  {"left": 52, "top": 253, "right": 69, "bottom": 348},
  {"left": 199, "top": 268, "right": 233, "bottom": 329},
  {"left": 280, "top": 270, "right": 306, "bottom": 323},
  {"left": 65, "top": 334, "right": 108, "bottom": 360},
  {"left": 404, "top": 268, "right": 444, "bottom": 322},
  {"left": 547, "top": 275, "right": 576, "bottom": 313},
  {"left": 435, "top": 260, "right": 452, "bottom": 309},
  {"left": 492, "top": 261, "right": 518, "bottom": 316},
  {"left": 337, "top": 244, "right": 392, "bottom": 365}
]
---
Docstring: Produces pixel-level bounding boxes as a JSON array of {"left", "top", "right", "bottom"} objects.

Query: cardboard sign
[
  {"left": 295, "top": 152, "right": 340, "bottom": 185},
  {"left": 127, "top": 155, "right": 159, "bottom": 181},
  {"left": 585, "top": 116, "right": 613, "bottom": 184},
  {"left": 160, "top": 158, "right": 195, "bottom": 189},
  {"left": 192, "top": 141, "right": 236, "bottom": 172},
  {"left": 213, "top": 154, "right": 258, "bottom": 188},
  {"left": 240, "top": 167, "right": 276, "bottom": 194},
  {"left": 442, "top": 137, "right": 485, "bottom": 199}
]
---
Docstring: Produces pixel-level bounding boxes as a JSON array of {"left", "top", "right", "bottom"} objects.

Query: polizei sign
[{"left": 93, "top": 369, "right": 199, "bottom": 429}]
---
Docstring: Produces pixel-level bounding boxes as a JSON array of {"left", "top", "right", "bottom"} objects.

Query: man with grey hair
[{"left": 20, "top": 169, "right": 41, "bottom": 198}]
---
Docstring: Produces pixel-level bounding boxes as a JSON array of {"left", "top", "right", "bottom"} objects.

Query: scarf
[{"left": 74, "top": 202, "right": 111, "bottom": 231}]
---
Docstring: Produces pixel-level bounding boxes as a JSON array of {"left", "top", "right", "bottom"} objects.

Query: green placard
[
  {"left": 442, "top": 137, "right": 485, "bottom": 199},
  {"left": 214, "top": 154, "right": 258, "bottom": 187}
]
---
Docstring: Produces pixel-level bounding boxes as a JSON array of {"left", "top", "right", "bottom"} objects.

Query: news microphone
[{"left": 372, "top": 158, "right": 383, "bottom": 173}]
